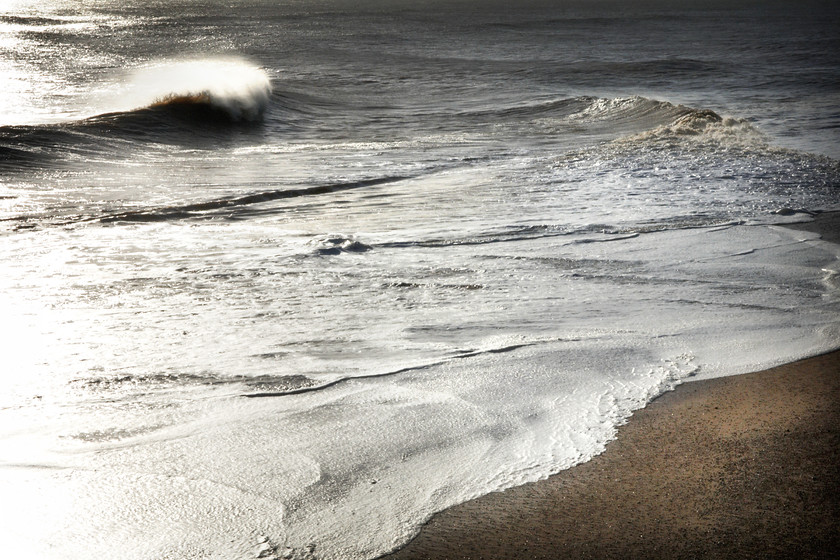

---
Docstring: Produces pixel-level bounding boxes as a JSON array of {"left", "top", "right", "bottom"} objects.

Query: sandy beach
[{"left": 383, "top": 215, "right": 840, "bottom": 560}]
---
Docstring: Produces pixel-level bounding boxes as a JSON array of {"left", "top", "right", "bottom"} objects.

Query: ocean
[{"left": 1, "top": 1, "right": 838, "bottom": 558}]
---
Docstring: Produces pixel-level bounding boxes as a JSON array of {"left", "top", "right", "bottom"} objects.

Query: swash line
[{"left": 242, "top": 342, "right": 537, "bottom": 398}]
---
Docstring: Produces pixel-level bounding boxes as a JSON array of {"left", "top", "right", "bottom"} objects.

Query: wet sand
[
  {"left": 784, "top": 210, "right": 840, "bottom": 244},
  {"left": 382, "top": 214, "right": 840, "bottom": 560}
]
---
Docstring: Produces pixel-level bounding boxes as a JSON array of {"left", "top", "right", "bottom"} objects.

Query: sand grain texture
[{"left": 383, "top": 351, "right": 840, "bottom": 560}]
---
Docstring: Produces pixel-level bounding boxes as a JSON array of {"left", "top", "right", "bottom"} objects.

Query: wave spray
[{"left": 120, "top": 57, "right": 272, "bottom": 122}]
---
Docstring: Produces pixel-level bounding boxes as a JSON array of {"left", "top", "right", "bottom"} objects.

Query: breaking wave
[
  {"left": 1, "top": 58, "right": 272, "bottom": 138},
  {"left": 567, "top": 96, "right": 767, "bottom": 147},
  {"left": 620, "top": 106, "right": 766, "bottom": 146},
  {"left": 0, "top": 58, "right": 272, "bottom": 168},
  {"left": 449, "top": 95, "right": 764, "bottom": 148},
  {"left": 119, "top": 58, "right": 272, "bottom": 122}
]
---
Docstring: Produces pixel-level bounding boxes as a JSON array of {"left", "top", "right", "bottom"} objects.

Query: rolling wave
[
  {"left": 0, "top": 58, "right": 272, "bottom": 163},
  {"left": 0, "top": 92, "right": 746, "bottom": 154},
  {"left": 447, "top": 95, "right": 731, "bottom": 141},
  {"left": 83, "top": 58, "right": 273, "bottom": 129},
  {"left": 121, "top": 58, "right": 272, "bottom": 122},
  {"left": 0, "top": 59, "right": 272, "bottom": 148},
  {"left": 0, "top": 91, "right": 789, "bottom": 184}
]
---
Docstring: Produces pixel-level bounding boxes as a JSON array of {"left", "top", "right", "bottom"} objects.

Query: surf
[
  {"left": 118, "top": 58, "right": 272, "bottom": 123},
  {"left": 1, "top": 57, "right": 272, "bottom": 130},
  {"left": 0, "top": 57, "right": 273, "bottom": 169}
]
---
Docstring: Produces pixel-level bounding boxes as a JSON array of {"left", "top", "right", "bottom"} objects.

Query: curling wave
[
  {"left": 0, "top": 59, "right": 273, "bottom": 167},
  {"left": 121, "top": 58, "right": 272, "bottom": 122}
]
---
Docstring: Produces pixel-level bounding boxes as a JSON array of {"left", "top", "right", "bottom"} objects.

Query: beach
[
  {"left": 382, "top": 218, "right": 840, "bottom": 560},
  {"left": 383, "top": 351, "right": 840, "bottom": 560}
]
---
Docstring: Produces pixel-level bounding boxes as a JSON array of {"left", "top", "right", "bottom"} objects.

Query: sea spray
[{"left": 118, "top": 58, "right": 272, "bottom": 121}]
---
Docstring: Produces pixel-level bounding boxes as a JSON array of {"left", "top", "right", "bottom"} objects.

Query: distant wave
[
  {"left": 560, "top": 96, "right": 767, "bottom": 147},
  {"left": 0, "top": 59, "right": 272, "bottom": 168},
  {"left": 568, "top": 96, "right": 687, "bottom": 123},
  {"left": 454, "top": 95, "right": 710, "bottom": 134},
  {"left": 1, "top": 58, "right": 271, "bottom": 136},
  {"left": 0, "top": 92, "right": 792, "bottom": 179},
  {"left": 621, "top": 109, "right": 766, "bottom": 146}
]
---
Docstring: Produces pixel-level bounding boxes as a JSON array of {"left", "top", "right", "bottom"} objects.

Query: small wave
[
  {"left": 0, "top": 15, "right": 66, "bottom": 27},
  {"left": 313, "top": 235, "right": 373, "bottom": 255},
  {"left": 567, "top": 95, "right": 689, "bottom": 125},
  {"left": 93, "top": 175, "right": 408, "bottom": 225},
  {"left": 0, "top": 145, "right": 44, "bottom": 166},
  {"left": 0, "top": 175, "right": 410, "bottom": 231},
  {"left": 0, "top": 14, "right": 99, "bottom": 33},
  {"left": 244, "top": 340, "right": 536, "bottom": 398},
  {"left": 455, "top": 95, "right": 716, "bottom": 135},
  {"left": 611, "top": 101, "right": 766, "bottom": 146}
]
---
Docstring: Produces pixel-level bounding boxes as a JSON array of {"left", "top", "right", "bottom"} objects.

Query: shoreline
[
  {"left": 782, "top": 210, "right": 840, "bottom": 244},
  {"left": 382, "top": 350, "right": 840, "bottom": 559},
  {"left": 382, "top": 214, "right": 840, "bottom": 560}
]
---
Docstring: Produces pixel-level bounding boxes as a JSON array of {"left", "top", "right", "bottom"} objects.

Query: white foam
[
  {"left": 2, "top": 222, "right": 837, "bottom": 559},
  {"left": 118, "top": 57, "right": 271, "bottom": 121}
]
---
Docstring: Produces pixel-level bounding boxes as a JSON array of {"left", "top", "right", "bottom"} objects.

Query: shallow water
[{"left": 1, "top": 1, "right": 839, "bottom": 558}]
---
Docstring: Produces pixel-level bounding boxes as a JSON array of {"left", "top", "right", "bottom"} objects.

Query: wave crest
[
  {"left": 568, "top": 95, "right": 683, "bottom": 122},
  {"left": 567, "top": 97, "right": 768, "bottom": 147},
  {"left": 623, "top": 109, "right": 765, "bottom": 146},
  {"left": 123, "top": 58, "right": 271, "bottom": 122}
]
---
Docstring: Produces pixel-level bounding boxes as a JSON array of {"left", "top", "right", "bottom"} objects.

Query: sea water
[{"left": 0, "top": 1, "right": 838, "bottom": 558}]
